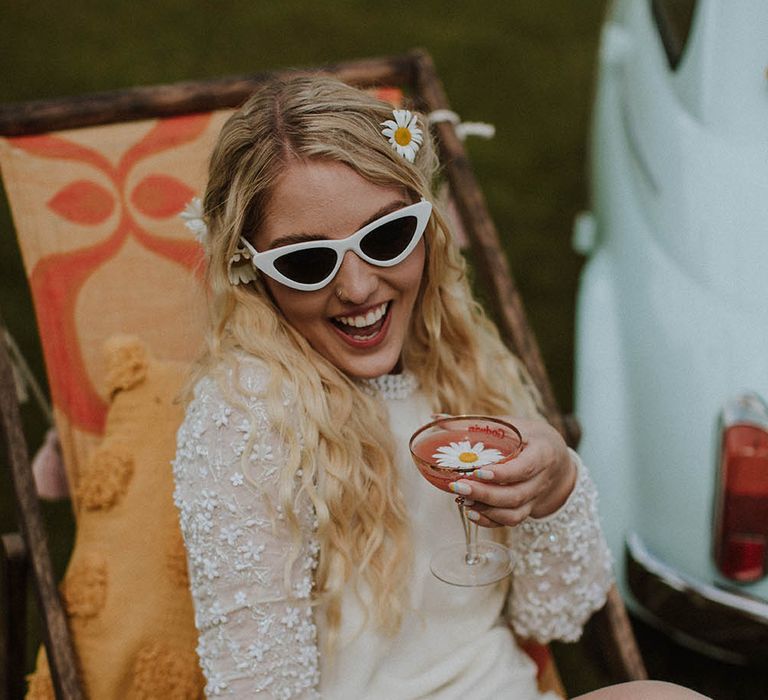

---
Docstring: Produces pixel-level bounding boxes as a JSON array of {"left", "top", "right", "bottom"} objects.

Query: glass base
[{"left": 430, "top": 540, "right": 512, "bottom": 586}]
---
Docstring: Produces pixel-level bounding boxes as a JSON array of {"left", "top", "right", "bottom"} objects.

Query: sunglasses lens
[
  {"left": 274, "top": 247, "right": 337, "bottom": 285},
  {"left": 360, "top": 216, "right": 419, "bottom": 262}
]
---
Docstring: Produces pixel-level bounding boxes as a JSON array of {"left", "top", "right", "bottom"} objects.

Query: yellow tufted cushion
[{"left": 26, "top": 336, "right": 203, "bottom": 699}]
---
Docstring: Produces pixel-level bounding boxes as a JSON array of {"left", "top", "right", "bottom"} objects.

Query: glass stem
[{"left": 456, "top": 498, "right": 481, "bottom": 565}]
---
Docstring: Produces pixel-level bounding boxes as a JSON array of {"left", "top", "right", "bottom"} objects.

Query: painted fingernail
[
  {"left": 466, "top": 510, "right": 480, "bottom": 521},
  {"left": 463, "top": 499, "right": 475, "bottom": 506},
  {"left": 449, "top": 481, "right": 472, "bottom": 496},
  {"left": 473, "top": 469, "right": 494, "bottom": 480}
]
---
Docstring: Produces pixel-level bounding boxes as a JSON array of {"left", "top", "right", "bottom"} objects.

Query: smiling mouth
[{"left": 331, "top": 301, "right": 391, "bottom": 341}]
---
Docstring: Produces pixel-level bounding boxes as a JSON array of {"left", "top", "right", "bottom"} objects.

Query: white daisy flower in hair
[
  {"left": 381, "top": 109, "right": 423, "bottom": 162},
  {"left": 180, "top": 197, "right": 208, "bottom": 243},
  {"left": 228, "top": 247, "right": 259, "bottom": 285},
  {"left": 432, "top": 440, "right": 503, "bottom": 470}
]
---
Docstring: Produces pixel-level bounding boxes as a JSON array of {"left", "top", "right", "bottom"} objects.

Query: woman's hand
[{"left": 448, "top": 417, "right": 577, "bottom": 528}]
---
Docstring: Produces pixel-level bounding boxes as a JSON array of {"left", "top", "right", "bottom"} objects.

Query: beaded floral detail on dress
[
  {"left": 172, "top": 370, "right": 320, "bottom": 699},
  {"left": 356, "top": 371, "right": 418, "bottom": 400},
  {"left": 505, "top": 449, "right": 614, "bottom": 643},
  {"left": 172, "top": 355, "right": 613, "bottom": 696}
]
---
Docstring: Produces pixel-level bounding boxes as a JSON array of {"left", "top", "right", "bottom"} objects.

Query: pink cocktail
[{"left": 410, "top": 416, "right": 523, "bottom": 586}]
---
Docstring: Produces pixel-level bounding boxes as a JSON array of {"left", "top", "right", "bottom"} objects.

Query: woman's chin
[{"left": 328, "top": 342, "right": 403, "bottom": 380}]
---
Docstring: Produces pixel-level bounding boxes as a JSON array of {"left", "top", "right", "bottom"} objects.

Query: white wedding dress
[{"left": 172, "top": 354, "right": 613, "bottom": 699}]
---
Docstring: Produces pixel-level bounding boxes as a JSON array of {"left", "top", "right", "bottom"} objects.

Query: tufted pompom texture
[
  {"left": 129, "top": 641, "right": 204, "bottom": 699},
  {"left": 26, "top": 337, "right": 203, "bottom": 699},
  {"left": 60, "top": 552, "right": 108, "bottom": 618},
  {"left": 77, "top": 444, "right": 134, "bottom": 511},
  {"left": 25, "top": 649, "right": 55, "bottom": 700},
  {"left": 104, "top": 334, "right": 148, "bottom": 396}
]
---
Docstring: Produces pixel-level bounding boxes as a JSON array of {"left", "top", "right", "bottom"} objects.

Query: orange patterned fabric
[
  {"left": 25, "top": 338, "right": 205, "bottom": 699},
  {"left": 0, "top": 112, "right": 231, "bottom": 493}
]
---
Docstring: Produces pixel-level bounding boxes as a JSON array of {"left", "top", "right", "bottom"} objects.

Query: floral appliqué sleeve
[
  {"left": 506, "top": 450, "right": 614, "bottom": 643},
  {"left": 172, "top": 373, "right": 320, "bottom": 699}
]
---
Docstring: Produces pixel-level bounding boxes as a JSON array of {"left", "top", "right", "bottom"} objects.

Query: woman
[{"left": 172, "top": 76, "right": 706, "bottom": 700}]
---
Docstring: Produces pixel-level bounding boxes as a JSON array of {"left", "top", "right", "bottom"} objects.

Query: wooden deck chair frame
[{"left": 0, "top": 49, "right": 647, "bottom": 699}]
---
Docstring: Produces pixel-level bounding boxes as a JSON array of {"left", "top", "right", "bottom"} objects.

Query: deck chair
[{"left": 0, "top": 50, "right": 647, "bottom": 699}]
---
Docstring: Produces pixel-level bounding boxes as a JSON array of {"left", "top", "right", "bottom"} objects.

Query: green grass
[{"left": 0, "top": 0, "right": 615, "bottom": 693}]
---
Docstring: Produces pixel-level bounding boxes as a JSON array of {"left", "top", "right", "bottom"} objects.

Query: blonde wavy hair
[{"left": 197, "top": 75, "right": 541, "bottom": 646}]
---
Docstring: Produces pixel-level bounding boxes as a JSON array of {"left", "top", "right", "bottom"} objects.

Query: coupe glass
[{"left": 409, "top": 415, "right": 523, "bottom": 586}]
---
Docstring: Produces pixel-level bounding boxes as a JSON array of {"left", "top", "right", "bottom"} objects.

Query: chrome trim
[{"left": 626, "top": 532, "right": 768, "bottom": 664}]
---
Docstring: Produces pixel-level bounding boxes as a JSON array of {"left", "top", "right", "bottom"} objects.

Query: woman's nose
[{"left": 334, "top": 251, "right": 379, "bottom": 304}]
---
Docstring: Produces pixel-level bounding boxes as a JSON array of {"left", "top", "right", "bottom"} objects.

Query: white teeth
[{"left": 336, "top": 302, "right": 388, "bottom": 328}]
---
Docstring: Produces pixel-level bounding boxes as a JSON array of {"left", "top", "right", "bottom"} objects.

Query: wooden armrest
[
  {"left": 586, "top": 584, "right": 648, "bottom": 682},
  {"left": 1, "top": 328, "right": 84, "bottom": 699}
]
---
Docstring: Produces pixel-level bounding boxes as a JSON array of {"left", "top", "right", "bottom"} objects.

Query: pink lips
[{"left": 331, "top": 303, "right": 393, "bottom": 349}]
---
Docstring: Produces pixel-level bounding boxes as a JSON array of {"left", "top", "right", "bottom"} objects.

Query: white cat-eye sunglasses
[{"left": 238, "top": 199, "right": 432, "bottom": 291}]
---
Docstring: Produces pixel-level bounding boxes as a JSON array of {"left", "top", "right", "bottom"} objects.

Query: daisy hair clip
[
  {"left": 381, "top": 109, "right": 423, "bottom": 162},
  {"left": 179, "top": 197, "right": 257, "bottom": 285},
  {"left": 228, "top": 246, "right": 258, "bottom": 285},
  {"left": 179, "top": 197, "right": 208, "bottom": 243}
]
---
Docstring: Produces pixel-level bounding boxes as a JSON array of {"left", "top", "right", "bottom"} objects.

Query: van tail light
[{"left": 714, "top": 393, "right": 768, "bottom": 582}]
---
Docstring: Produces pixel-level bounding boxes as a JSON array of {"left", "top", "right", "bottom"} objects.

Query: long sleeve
[
  {"left": 172, "top": 370, "right": 320, "bottom": 699},
  {"left": 505, "top": 450, "right": 613, "bottom": 643}
]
